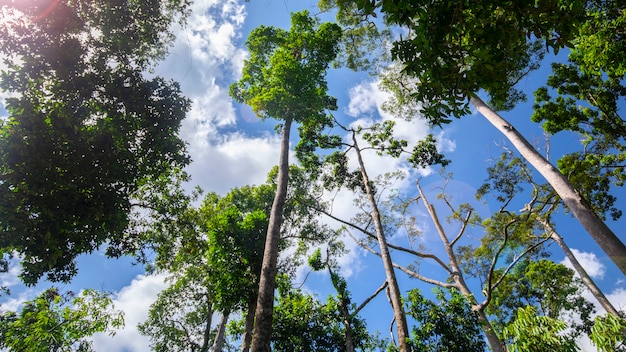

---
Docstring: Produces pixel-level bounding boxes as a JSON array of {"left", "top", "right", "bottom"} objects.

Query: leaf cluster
[
  {"left": 0, "top": 288, "right": 124, "bottom": 352},
  {"left": 406, "top": 288, "right": 486, "bottom": 352},
  {"left": 0, "top": 0, "right": 191, "bottom": 284}
]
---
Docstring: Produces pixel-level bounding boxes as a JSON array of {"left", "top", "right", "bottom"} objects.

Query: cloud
[
  {"left": 184, "top": 131, "right": 282, "bottom": 195},
  {"left": 91, "top": 273, "right": 169, "bottom": 352},
  {"left": 560, "top": 249, "right": 606, "bottom": 280}
]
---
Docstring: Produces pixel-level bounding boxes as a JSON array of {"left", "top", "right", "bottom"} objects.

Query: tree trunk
[
  {"left": 250, "top": 116, "right": 293, "bottom": 352},
  {"left": 352, "top": 131, "right": 411, "bottom": 352},
  {"left": 537, "top": 216, "right": 621, "bottom": 317},
  {"left": 200, "top": 302, "right": 214, "bottom": 352},
  {"left": 241, "top": 292, "right": 257, "bottom": 352},
  {"left": 212, "top": 310, "right": 230, "bottom": 352},
  {"left": 329, "top": 267, "right": 355, "bottom": 352},
  {"left": 471, "top": 95, "right": 626, "bottom": 275},
  {"left": 417, "top": 181, "right": 505, "bottom": 352}
]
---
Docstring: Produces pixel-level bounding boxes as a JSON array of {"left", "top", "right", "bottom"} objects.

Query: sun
[{"left": 0, "top": 0, "right": 61, "bottom": 22}]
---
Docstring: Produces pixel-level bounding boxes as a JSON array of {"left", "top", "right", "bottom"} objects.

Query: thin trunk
[
  {"left": 241, "top": 292, "right": 257, "bottom": 352},
  {"left": 471, "top": 95, "right": 626, "bottom": 275},
  {"left": 417, "top": 181, "right": 505, "bottom": 352},
  {"left": 537, "top": 216, "right": 621, "bottom": 317},
  {"left": 352, "top": 131, "right": 411, "bottom": 352},
  {"left": 329, "top": 267, "right": 355, "bottom": 352},
  {"left": 200, "top": 303, "right": 214, "bottom": 352},
  {"left": 250, "top": 116, "right": 293, "bottom": 352},
  {"left": 212, "top": 310, "right": 230, "bottom": 352}
]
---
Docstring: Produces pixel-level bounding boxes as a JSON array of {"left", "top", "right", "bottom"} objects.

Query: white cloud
[
  {"left": 184, "top": 131, "right": 282, "bottom": 195},
  {"left": 560, "top": 249, "right": 606, "bottom": 280},
  {"left": 91, "top": 273, "right": 169, "bottom": 352}
]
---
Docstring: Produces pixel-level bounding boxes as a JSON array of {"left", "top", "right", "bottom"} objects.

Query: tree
[
  {"left": 406, "top": 288, "right": 487, "bottom": 352},
  {"left": 486, "top": 259, "right": 595, "bottom": 341},
  {"left": 477, "top": 150, "right": 622, "bottom": 318},
  {"left": 0, "top": 287, "right": 124, "bottom": 352},
  {"left": 502, "top": 306, "right": 578, "bottom": 352},
  {"left": 229, "top": 11, "right": 342, "bottom": 351},
  {"left": 139, "top": 185, "right": 272, "bottom": 352},
  {"left": 138, "top": 268, "right": 217, "bottom": 352},
  {"left": 308, "top": 244, "right": 392, "bottom": 352},
  {"left": 0, "top": 0, "right": 191, "bottom": 284},
  {"left": 333, "top": 0, "right": 626, "bottom": 275},
  {"left": 228, "top": 274, "right": 380, "bottom": 352},
  {"left": 309, "top": 120, "right": 449, "bottom": 352}
]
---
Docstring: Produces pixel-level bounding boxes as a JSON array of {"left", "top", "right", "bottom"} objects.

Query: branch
[
  {"left": 346, "top": 229, "right": 455, "bottom": 288},
  {"left": 450, "top": 208, "right": 472, "bottom": 247},
  {"left": 354, "top": 281, "right": 388, "bottom": 316}
]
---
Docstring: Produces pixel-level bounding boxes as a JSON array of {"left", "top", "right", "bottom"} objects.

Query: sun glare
[{"left": 0, "top": 0, "right": 61, "bottom": 23}]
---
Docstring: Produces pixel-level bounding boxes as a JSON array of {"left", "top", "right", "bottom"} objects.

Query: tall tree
[
  {"left": 0, "top": 287, "right": 124, "bottom": 352},
  {"left": 0, "top": 0, "right": 191, "bottom": 284},
  {"left": 477, "top": 150, "right": 622, "bottom": 318},
  {"left": 139, "top": 185, "right": 272, "bottom": 352},
  {"left": 229, "top": 11, "right": 341, "bottom": 351},
  {"left": 333, "top": 0, "right": 626, "bottom": 274}
]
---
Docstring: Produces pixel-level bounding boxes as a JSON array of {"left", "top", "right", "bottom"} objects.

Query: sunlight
[{"left": 0, "top": 0, "right": 60, "bottom": 22}]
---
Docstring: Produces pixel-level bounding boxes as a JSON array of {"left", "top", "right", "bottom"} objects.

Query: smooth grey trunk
[
  {"left": 200, "top": 303, "right": 214, "bottom": 352},
  {"left": 250, "top": 116, "right": 292, "bottom": 352},
  {"left": 471, "top": 95, "right": 626, "bottom": 275},
  {"left": 352, "top": 131, "right": 411, "bottom": 352},
  {"left": 417, "top": 182, "right": 505, "bottom": 352},
  {"left": 240, "top": 292, "right": 257, "bottom": 352},
  {"left": 537, "top": 216, "right": 621, "bottom": 317},
  {"left": 211, "top": 310, "right": 230, "bottom": 352}
]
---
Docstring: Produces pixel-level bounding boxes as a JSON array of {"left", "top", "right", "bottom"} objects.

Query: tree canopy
[{"left": 0, "top": 0, "right": 191, "bottom": 284}]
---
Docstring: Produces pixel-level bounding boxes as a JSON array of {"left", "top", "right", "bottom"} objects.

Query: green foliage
[
  {"left": 530, "top": 2, "right": 626, "bottom": 221},
  {"left": 406, "top": 288, "right": 486, "bottom": 352},
  {"left": 590, "top": 313, "right": 626, "bottom": 352},
  {"left": 229, "top": 11, "right": 341, "bottom": 124},
  {"left": 502, "top": 306, "right": 578, "bottom": 352},
  {"left": 407, "top": 134, "right": 450, "bottom": 169},
  {"left": 0, "top": 288, "right": 124, "bottom": 352},
  {"left": 271, "top": 276, "right": 373, "bottom": 352},
  {"left": 0, "top": 0, "right": 191, "bottom": 284},
  {"left": 318, "top": 0, "right": 392, "bottom": 71},
  {"left": 140, "top": 184, "right": 274, "bottom": 351},
  {"left": 138, "top": 268, "right": 215, "bottom": 352},
  {"left": 229, "top": 11, "right": 343, "bottom": 171},
  {"left": 487, "top": 259, "right": 594, "bottom": 339},
  {"left": 358, "top": 0, "right": 587, "bottom": 122}
]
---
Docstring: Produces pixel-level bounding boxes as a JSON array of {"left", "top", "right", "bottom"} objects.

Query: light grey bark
[
  {"left": 352, "top": 131, "right": 411, "bottom": 352},
  {"left": 250, "top": 116, "right": 292, "bottom": 352},
  {"left": 416, "top": 181, "right": 505, "bottom": 352},
  {"left": 537, "top": 216, "right": 621, "bottom": 317},
  {"left": 211, "top": 310, "right": 230, "bottom": 352},
  {"left": 471, "top": 95, "right": 626, "bottom": 276}
]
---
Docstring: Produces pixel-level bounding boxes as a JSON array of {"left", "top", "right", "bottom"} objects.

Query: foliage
[
  {"left": 356, "top": 0, "right": 587, "bottom": 122},
  {"left": 139, "top": 185, "right": 272, "bottom": 351},
  {"left": 138, "top": 267, "right": 215, "bottom": 352},
  {"left": 271, "top": 275, "right": 372, "bottom": 352},
  {"left": 317, "top": 0, "right": 392, "bottom": 71},
  {"left": 405, "top": 288, "right": 486, "bottom": 352},
  {"left": 487, "top": 259, "right": 594, "bottom": 339},
  {"left": 0, "top": 288, "right": 124, "bottom": 352},
  {"left": 502, "top": 306, "right": 578, "bottom": 352},
  {"left": 589, "top": 313, "right": 626, "bottom": 352},
  {"left": 531, "top": 1, "right": 626, "bottom": 221},
  {"left": 0, "top": 0, "right": 191, "bottom": 284}
]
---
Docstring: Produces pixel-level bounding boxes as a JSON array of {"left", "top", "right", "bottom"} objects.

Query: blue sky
[{"left": 1, "top": 0, "right": 624, "bottom": 350}]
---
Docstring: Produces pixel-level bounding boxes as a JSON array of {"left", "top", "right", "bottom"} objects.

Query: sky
[{"left": 1, "top": 0, "right": 625, "bottom": 351}]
